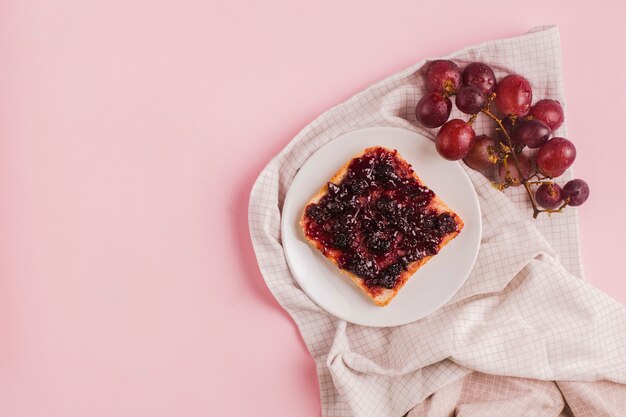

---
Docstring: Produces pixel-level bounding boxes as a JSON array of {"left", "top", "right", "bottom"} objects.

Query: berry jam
[{"left": 303, "top": 147, "right": 459, "bottom": 291}]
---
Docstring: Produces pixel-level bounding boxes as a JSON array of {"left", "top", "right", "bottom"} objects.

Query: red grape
[
  {"left": 494, "top": 75, "right": 533, "bottom": 117},
  {"left": 455, "top": 86, "right": 486, "bottom": 114},
  {"left": 530, "top": 99, "right": 564, "bottom": 131},
  {"left": 498, "top": 153, "right": 532, "bottom": 186},
  {"left": 435, "top": 119, "right": 476, "bottom": 161},
  {"left": 415, "top": 92, "right": 452, "bottom": 128},
  {"left": 536, "top": 137, "right": 576, "bottom": 178},
  {"left": 425, "top": 60, "right": 461, "bottom": 94},
  {"left": 462, "top": 62, "right": 497, "bottom": 95},
  {"left": 535, "top": 183, "right": 563, "bottom": 209},
  {"left": 512, "top": 119, "right": 551, "bottom": 149},
  {"left": 563, "top": 179, "right": 590, "bottom": 206},
  {"left": 463, "top": 134, "right": 498, "bottom": 171}
]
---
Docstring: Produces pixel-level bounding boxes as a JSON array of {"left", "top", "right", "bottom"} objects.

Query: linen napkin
[{"left": 248, "top": 26, "right": 626, "bottom": 417}]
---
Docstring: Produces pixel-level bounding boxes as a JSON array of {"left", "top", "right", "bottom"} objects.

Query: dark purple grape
[
  {"left": 463, "top": 134, "right": 498, "bottom": 171},
  {"left": 462, "top": 62, "right": 497, "bottom": 95},
  {"left": 562, "top": 179, "right": 590, "bottom": 206},
  {"left": 435, "top": 119, "right": 476, "bottom": 161},
  {"left": 535, "top": 183, "right": 563, "bottom": 209},
  {"left": 498, "top": 153, "right": 532, "bottom": 186},
  {"left": 425, "top": 60, "right": 461, "bottom": 94},
  {"left": 530, "top": 99, "right": 565, "bottom": 131},
  {"left": 512, "top": 119, "right": 551, "bottom": 149},
  {"left": 455, "top": 86, "right": 486, "bottom": 114},
  {"left": 415, "top": 92, "right": 452, "bottom": 128},
  {"left": 495, "top": 75, "right": 533, "bottom": 117},
  {"left": 536, "top": 137, "right": 576, "bottom": 178}
]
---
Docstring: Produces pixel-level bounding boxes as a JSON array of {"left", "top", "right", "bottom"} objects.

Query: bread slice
[{"left": 300, "top": 146, "right": 463, "bottom": 307}]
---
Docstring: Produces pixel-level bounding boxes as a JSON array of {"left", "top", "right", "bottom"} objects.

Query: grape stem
[
  {"left": 538, "top": 200, "right": 568, "bottom": 215},
  {"left": 480, "top": 107, "right": 542, "bottom": 218}
]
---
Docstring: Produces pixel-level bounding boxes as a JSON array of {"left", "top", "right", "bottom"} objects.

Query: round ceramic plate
[{"left": 281, "top": 127, "right": 481, "bottom": 327}]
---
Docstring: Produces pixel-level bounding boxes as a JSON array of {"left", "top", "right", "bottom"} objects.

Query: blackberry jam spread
[{"left": 303, "top": 147, "right": 459, "bottom": 291}]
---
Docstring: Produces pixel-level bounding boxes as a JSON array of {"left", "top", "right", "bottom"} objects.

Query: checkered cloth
[{"left": 248, "top": 26, "right": 626, "bottom": 416}]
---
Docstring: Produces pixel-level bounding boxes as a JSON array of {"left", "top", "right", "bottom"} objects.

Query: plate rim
[{"left": 280, "top": 126, "right": 482, "bottom": 327}]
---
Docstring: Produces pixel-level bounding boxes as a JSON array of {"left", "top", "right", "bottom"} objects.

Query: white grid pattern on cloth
[{"left": 248, "top": 26, "right": 626, "bottom": 417}]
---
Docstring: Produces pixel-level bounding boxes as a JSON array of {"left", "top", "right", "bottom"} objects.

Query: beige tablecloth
[{"left": 248, "top": 26, "right": 626, "bottom": 416}]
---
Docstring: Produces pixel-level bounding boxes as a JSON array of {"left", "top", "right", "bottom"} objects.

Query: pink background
[{"left": 0, "top": 1, "right": 624, "bottom": 416}]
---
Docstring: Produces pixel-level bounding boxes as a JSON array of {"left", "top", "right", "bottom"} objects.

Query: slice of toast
[{"left": 300, "top": 146, "right": 463, "bottom": 307}]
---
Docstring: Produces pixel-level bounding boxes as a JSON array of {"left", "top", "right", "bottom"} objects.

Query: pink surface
[{"left": 0, "top": 1, "right": 624, "bottom": 416}]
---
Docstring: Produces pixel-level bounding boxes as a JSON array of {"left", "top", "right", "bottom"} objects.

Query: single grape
[
  {"left": 530, "top": 99, "right": 564, "bottom": 131},
  {"left": 463, "top": 134, "right": 498, "bottom": 171},
  {"left": 455, "top": 86, "right": 486, "bottom": 114},
  {"left": 512, "top": 118, "right": 551, "bottom": 149},
  {"left": 435, "top": 119, "right": 476, "bottom": 161},
  {"left": 425, "top": 60, "right": 461, "bottom": 94},
  {"left": 535, "top": 183, "right": 563, "bottom": 209},
  {"left": 494, "top": 75, "right": 533, "bottom": 117},
  {"left": 536, "top": 137, "right": 576, "bottom": 178},
  {"left": 562, "top": 179, "right": 590, "bottom": 206},
  {"left": 462, "top": 62, "right": 497, "bottom": 95},
  {"left": 498, "top": 153, "right": 532, "bottom": 186},
  {"left": 415, "top": 92, "right": 452, "bottom": 128}
]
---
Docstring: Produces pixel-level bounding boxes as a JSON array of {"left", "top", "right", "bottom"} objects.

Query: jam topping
[{"left": 303, "top": 147, "right": 459, "bottom": 290}]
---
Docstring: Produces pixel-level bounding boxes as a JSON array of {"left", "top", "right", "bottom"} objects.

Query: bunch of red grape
[{"left": 416, "top": 60, "right": 590, "bottom": 218}]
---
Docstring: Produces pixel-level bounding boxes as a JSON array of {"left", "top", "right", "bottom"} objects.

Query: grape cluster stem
[{"left": 479, "top": 107, "right": 562, "bottom": 219}]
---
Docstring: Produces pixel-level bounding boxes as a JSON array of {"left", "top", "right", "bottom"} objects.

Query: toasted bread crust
[{"left": 300, "top": 146, "right": 463, "bottom": 307}]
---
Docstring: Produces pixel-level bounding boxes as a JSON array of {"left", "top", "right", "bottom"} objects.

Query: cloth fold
[{"left": 248, "top": 26, "right": 626, "bottom": 417}]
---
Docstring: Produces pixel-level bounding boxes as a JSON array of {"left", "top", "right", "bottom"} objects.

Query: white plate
[{"left": 281, "top": 127, "right": 481, "bottom": 327}]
